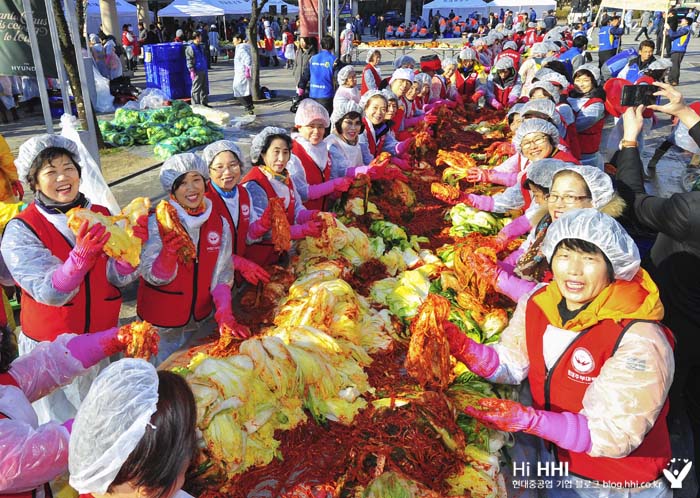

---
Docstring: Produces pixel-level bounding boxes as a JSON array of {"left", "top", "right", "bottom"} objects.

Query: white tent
[
  {"left": 158, "top": 0, "right": 226, "bottom": 17},
  {"left": 422, "top": 0, "right": 492, "bottom": 21},
  {"left": 263, "top": 0, "right": 299, "bottom": 14},
  {"left": 485, "top": 0, "right": 556, "bottom": 16},
  {"left": 85, "top": 0, "right": 140, "bottom": 35}
]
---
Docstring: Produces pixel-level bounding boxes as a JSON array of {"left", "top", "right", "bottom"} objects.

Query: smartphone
[{"left": 620, "top": 85, "right": 658, "bottom": 107}]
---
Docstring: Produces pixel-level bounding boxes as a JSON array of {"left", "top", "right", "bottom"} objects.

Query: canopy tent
[
  {"left": 159, "top": 0, "right": 297, "bottom": 17},
  {"left": 484, "top": 0, "right": 556, "bottom": 15},
  {"left": 85, "top": 0, "right": 142, "bottom": 35},
  {"left": 598, "top": 0, "right": 671, "bottom": 11},
  {"left": 263, "top": 0, "right": 299, "bottom": 14},
  {"left": 421, "top": 0, "right": 492, "bottom": 21}
]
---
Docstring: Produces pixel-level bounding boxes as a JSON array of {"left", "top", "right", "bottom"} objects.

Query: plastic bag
[
  {"left": 60, "top": 114, "right": 120, "bottom": 214},
  {"left": 138, "top": 88, "right": 168, "bottom": 110},
  {"left": 191, "top": 104, "right": 230, "bottom": 126},
  {"left": 120, "top": 100, "right": 141, "bottom": 111},
  {"left": 93, "top": 72, "right": 115, "bottom": 113}
]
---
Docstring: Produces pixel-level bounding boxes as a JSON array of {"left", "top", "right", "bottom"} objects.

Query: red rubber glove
[
  {"left": 332, "top": 176, "right": 353, "bottom": 192},
  {"left": 212, "top": 284, "right": 250, "bottom": 339},
  {"left": 390, "top": 157, "right": 411, "bottom": 171},
  {"left": 11, "top": 180, "right": 23, "bottom": 200},
  {"left": 248, "top": 205, "right": 273, "bottom": 240},
  {"left": 233, "top": 254, "right": 270, "bottom": 285},
  {"left": 464, "top": 398, "right": 536, "bottom": 432},
  {"left": 369, "top": 155, "right": 391, "bottom": 169},
  {"left": 471, "top": 90, "right": 485, "bottom": 104},
  {"left": 444, "top": 321, "right": 500, "bottom": 378},
  {"left": 74, "top": 220, "right": 111, "bottom": 263},
  {"left": 152, "top": 230, "right": 187, "bottom": 279},
  {"left": 466, "top": 167, "right": 489, "bottom": 183},
  {"left": 424, "top": 113, "right": 439, "bottom": 125},
  {"left": 290, "top": 219, "right": 323, "bottom": 239},
  {"left": 489, "top": 98, "right": 503, "bottom": 110},
  {"left": 132, "top": 215, "right": 149, "bottom": 243}
]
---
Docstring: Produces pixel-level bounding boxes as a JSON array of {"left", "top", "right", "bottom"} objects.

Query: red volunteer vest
[
  {"left": 0, "top": 373, "right": 53, "bottom": 498},
  {"left": 455, "top": 71, "right": 478, "bottom": 99},
  {"left": 291, "top": 140, "right": 332, "bottom": 211},
  {"left": 557, "top": 108, "right": 582, "bottom": 160},
  {"left": 496, "top": 49, "right": 521, "bottom": 70},
  {"left": 240, "top": 168, "right": 295, "bottom": 266},
  {"left": 205, "top": 182, "right": 251, "bottom": 257},
  {"left": 525, "top": 288, "right": 673, "bottom": 485},
  {"left": 13, "top": 203, "right": 121, "bottom": 342},
  {"left": 576, "top": 98, "right": 605, "bottom": 154},
  {"left": 136, "top": 210, "right": 224, "bottom": 328},
  {"left": 494, "top": 83, "right": 514, "bottom": 107},
  {"left": 360, "top": 64, "right": 382, "bottom": 95},
  {"left": 362, "top": 118, "right": 387, "bottom": 157}
]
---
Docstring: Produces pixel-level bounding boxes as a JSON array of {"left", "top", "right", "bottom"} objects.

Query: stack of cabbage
[{"left": 98, "top": 100, "right": 223, "bottom": 158}]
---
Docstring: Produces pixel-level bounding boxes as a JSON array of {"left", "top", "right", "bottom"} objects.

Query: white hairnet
[
  {"left": 528, "top": 21, "right": 536, "bottom": 28},
  {"left": 294, "top": 98, "right": 330, "bottom": 127},
  {"left": 459, "top": 47, "right": 477, "bottom": 61},
  {"left": 393, "top": 55, "right": 416, "bottom": 69},
  {"left": 541, "top": 56, "right": 558, "bottom": 66},
  {"left": 346, "top": 22, "right": 352, "bottom": 30},
  {"left": 529, "top": 80, "right": 560, "bottom": 102},
  {"left": 541, "top": 208, "right": 640, "bottom": 281},
  {"left": 526, "top": 158, "right": 571, "bottom": 189},
  {"left": 15, "top": 134, "right": 79, "bottom": 184},
  {"left": 544, "top": 42, "right": 560, "bottom": 54},
  {"left": 250, "top": 126, "right": 288, "bottom": 164},
  {"left": 159, "top": 152, "right": 208, "bottom": 193},
  {"left": 264, "top": 20, "right": 270, "bottom": 27},
  {"left": 508, "top": 102, "right": 525, "bottom": 118},
  {"left": 441, "top": 57, "right": 458, "bottom": 70},
  {"left": 176, "top": 29, "right": 183, "bottom": 37},
  {"left": 472, "top": 38, "right": 487, "bottom": 47},
  {"left": 202, "top": 140, "right": 244, "bottom": 168},
  {"left": 68, "top": 359, "right": 159, "bottom": 495},
  {"left": 337, "top": 64, "right": 356, "bottom": 84},
  {"left": 389, "top": 67, "right": 415, "bottom": 84},
  {"left": 513, "top": 118, "right": 559, "bottom": 152},
  {"left": 574, "top": 63, "right": 601, "bottom": 84},
  {"left": 330, "top": 101, "right": 363, "bottom": 126},
  {"left": 530, "top": 42, "right": 548, "bottom": 57},
  {"left": 539, "top": 70, "right": 570, "bottom": 89},
  {"left": 381, "top": 88, "right": 398, "bottom": 102},
  {"left": 503, "top": 40, "right": 518, "bottom": 51},
  {"left": 494, "top": 56, "right": 514, "bottom": 71},
  {"left": 89, "top": 33, "right": 100, "bottom": 43},
  {"left": 554, "top": 165, "right": 615, "bottom": 209},
  {"left": 414, "top": 72, "right": 431, "bottom": 85},
  {"left": 360, "top": 89, "right": 386, "bottom": 109},
  {"left": 521, "top": 98, "right": 561, "bottom": 129},
  {"left": 533, "top": 67, "right": 554, "bottom": 81},
  {"left": 366, "top": 48, "right": 381, "bottom": 63}
]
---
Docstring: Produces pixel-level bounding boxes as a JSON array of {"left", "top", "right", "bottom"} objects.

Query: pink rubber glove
[
  {"left": 152, "top": 231, "right": 186, "bottom": 279},
  {"left": 390, "top": 156, "right": 411, "bottom": 170},
  {"left": 307, "top": 177, "right": 352, "bottom": 199},
  {"left": 52, "top": 220, "right": 111, "bottom": 293},
  {"left": 423, "top": 102, "right": 438, "bottom": 113},
  {"left": 190, "top": 70, "right": 196, "bottom": 81},
  {"left": 346, "top": 165, "right": 371, "bottom": 177},
  {"left": 507, "top": 93, "right": 519, "bottom": 106},
  {"left": 66, "top": 326, "right": 125, "bottom": 368},
  {"left": 114, "top": 259, "right": 137, "bottom": 276},
  {"left": 498, "top": 214, "right": 532, "bottom": 242},
  {"left": 290, "top": 220, "right": 323, "bottom": 239},
  {"left": 466, "top": 167, "right": 488, "bottom": 183},
  {"left": 233, "top": 254, "right": 270, "bottom": 285},
  {"left": 244, "top": 66, "right": 251, "bottom": 79},
  {"left": 296, "top": 209, "right": 320, "bottom": 224},
  {"left": 465, "top": 398, "right": 592, "bottom": 453},
  {"left": 489, "top": 98, "right": 503, "bottom": 110},
  {"left": 212, "top": 284, "right": 249, "bottom": 339},
  {"left": 431, "top": 99, "right": 457, "bottom": 109},
  {"left": 296, "top": 87, "right": 305, "bottom": 96},
  {"left": 368, "top": 166, "right": 409, "bottom": 182},
  {"left": 471, "top": 90, "right": 485, "bottom": 104},
  {"left": 132, "top": 215, "right": 149, "bottom": 243},
  {"left": 467, "top": 193, "right": 495, "bottom": 211},
  {"left": 394, "top": 138, "right": 413, "bottom": 156},
  {"left": 247, "top": 206, "right": 273, "bottom": 240},
  {"left": 62, "top": 419, "right": 74, "bottom": 433},
  {"left": 488, "top": 170, "right": 518, "bottom": 186},
  {"left": 495, "top": 270, "right": 537, "bottom": 302},
  {"left": 444, "top": 321, "right": 500, "bottom": 378}
]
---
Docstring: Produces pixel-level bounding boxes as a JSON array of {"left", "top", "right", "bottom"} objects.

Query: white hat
[{"left": 159, "top": 152, "right": 208, "bottom": 192}]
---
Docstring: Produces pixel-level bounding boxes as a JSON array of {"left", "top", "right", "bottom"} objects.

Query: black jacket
[{"left": 614, "top": 122, "right": 700, "bottom": 333}]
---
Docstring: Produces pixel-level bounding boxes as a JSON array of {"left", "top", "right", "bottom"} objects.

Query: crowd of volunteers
[{"left": 1, "top": 5, "right": 700, "bottom": 498}]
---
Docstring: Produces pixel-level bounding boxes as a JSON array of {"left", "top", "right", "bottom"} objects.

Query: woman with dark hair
[
  {"left": 0, "top": 135, "right": 146, "bottom": 423},
  {"left": 293, "top": 37, "right": 317, "bottom": 96},
  {"left": 0, "top": 323, "right": 138, "bottom": 497},
  {"left": 448, "top": 209, "right": 674, "bottom": 496},
  {"left": 232, "top": 32, "right": 254, "bottom": 115},
  {"left": 567, "top": 63, "right": 606, "bottom": 169},
  {"left": 240, "top": 127, "right": 324, "bottom": 266},
  {"left": 137, "top": 153, "right": 248, "bottom": 365},
  {"left": 69, "top": 359, "right": 198, "bottom": 498},
  {"left": 121, "top": 24, "right": 137, "bottom": 71}
]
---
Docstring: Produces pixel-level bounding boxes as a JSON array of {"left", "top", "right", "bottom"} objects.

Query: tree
[
  {"left": 246, "top": 0, "right": 269, "bottom": 101},
  {"left": 52, "top": 0, "right": 105, "bottom": 148}
]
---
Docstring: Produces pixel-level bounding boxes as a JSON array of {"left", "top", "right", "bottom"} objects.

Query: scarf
[
  {"left": 35, "top": 191, "right": 88, "bottom": 214},
  {"left": 514, "top": 214, "right": 552, "bottom": 282},
  {"left": 260, "top": 165, "right": 289, "bottom": 184},
  {"left": 170, "top": 193, "right": 207, "bottom": 216},
  {"left": 211, "top": 181, "right": 238, "bottom": 199}
]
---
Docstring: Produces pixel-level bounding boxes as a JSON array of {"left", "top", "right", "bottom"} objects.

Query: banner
[
  {"left": 599, "top": 0, "right": 671, "bottom": 11},
  {"left": 299, "top": 0, "right": 318, "bottom": 38},
  {"left": 0, "top": 0, "right": 58, "bottom": 78}
]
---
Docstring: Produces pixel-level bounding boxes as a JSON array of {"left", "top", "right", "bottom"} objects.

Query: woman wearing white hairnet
[
  {"left": 136, "top": 153, "right": 247, "bottom": 366},
  {"left": 0, "top": 323, "right": 140, "bottom": 497},
  {"left": 241, "top": 127, "right": 325, "bottom": 266},
  {"left": 528, "top": 81, "right": 581, "bottom": 161},
  {"left": 358, "top": 91, "right": 413, "bottom": 168},
  {"left": 69, "top": 359, "right": 197, "bottom": 498},
  {"left": 455, "top": 47, "right": 488, "bottom": 104},
  {"left": 332, "top": 65, "right": 360, "bottom": 112},
  {"left": 567, "top": 63, "right": 606, "bottom": 169},
  {"left": 0, "top": 134, "right": 146, "bottom": 423},
  {"left": 287, "top": 99, "right": 353, "bottom": 212},
  {"left": 485, "top": 56, "right": 522, "bottom": 110},
  {"left": 340, "top": 23, "right": 354, "bottom": 63},
  {"left": 360, "top": 49, "right": 382, "bottom": 95},
  {"left": 489, "top": 163, "right": 626, "bottom": 302},
  {"left": 448, "top": 209, "right": 674, "bottom": 497},
  {"left": 518, "top": 42, "right": 548, "bottom": 92},
  {"left": 202, "top": 140, "right": 269, "bottom": 286}
]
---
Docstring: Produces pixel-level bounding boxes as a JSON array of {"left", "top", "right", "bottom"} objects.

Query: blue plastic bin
[{"left": 143, "top": 43, "right": 192, "bottom": 99}]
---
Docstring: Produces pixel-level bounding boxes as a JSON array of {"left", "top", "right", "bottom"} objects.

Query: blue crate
[
  {"left": 143, "top": 43, "right": 191, "bottom": 98},
  {"left": 158, "top": 70, "right": 192, "bottom": 100}
]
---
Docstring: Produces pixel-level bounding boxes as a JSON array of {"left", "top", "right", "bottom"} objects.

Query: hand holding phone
[{"left": 621, "top": 85, "right": 658, "bottom": 107}]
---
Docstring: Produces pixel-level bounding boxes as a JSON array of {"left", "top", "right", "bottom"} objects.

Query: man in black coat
[
  {"left": 615, "top": 82, "right": 700, "bottom": 484},
  {"left": 377, "top": 15, "right": 387, "bottom": 40}
]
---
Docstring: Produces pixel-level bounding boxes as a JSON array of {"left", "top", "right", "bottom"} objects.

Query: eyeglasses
[
  {"left": 210, "top": 161, "right": 241, "bottom": 173},
  {"left": 342, "top": 120, "right": 362, "bottom": 128},
  {"left": 520, "top": 136, "right": 549, "bottom": 150},
  {"left": 545, "top": 193, "right": 591, "bottom": 205}
]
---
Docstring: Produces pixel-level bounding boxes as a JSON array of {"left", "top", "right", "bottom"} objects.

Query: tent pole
[
  {"left": 661, "top": 0, "right": 671, "bottom": 58},
  {"left": 21, "top": 0, "right": 53, "bottom": 132},
  {"left": 45, "top": 0, "right": 72, "bottom": 116}
]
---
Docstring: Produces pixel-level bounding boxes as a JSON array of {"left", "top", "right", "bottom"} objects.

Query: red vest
[
  {"left": 433, "top": 75, "right": 447, "bottom": 99},
  {"left": 0, "top": 373, "right": 53, "bottom": 498},
  {"left": 525, "top": 288, "right": 673, "bottom": 485},
  {"left": 136, "top": 210, "right": 223, "bottom": 328},
  {"left": 518, "top": 149, "right": 579, "bottom": 211},
  {"left": 205, "top": 182, "right": 251, "bottom": 258},
  {"left": 576, "top": 98, "right": 605, "bottom": 154},
  {"left": 557, "top": 108, "right": 582, "bottom": 160},
  {"left": 496, "top": 49, "right": 521, "bottom": 70},
  {"left": 494, "top": 82, "right": 515, "bottom": 107},
  {"left": 240, "top": 168, "right": 295, "bottom": 266},
  {"left": 291, "top": 140, "right": 332, "bottom": 211},
  {"left": 361, "top": 64, "right": 381, "bottom": 95},
  {"left": 362, "top": 119, "right": 387, "bottom": 157},
  {"left": 455, "top": 71, "right": 478, "bottom": 99},
  {"left": 13, "top": 203, "right": 122, "bottom": 342}
]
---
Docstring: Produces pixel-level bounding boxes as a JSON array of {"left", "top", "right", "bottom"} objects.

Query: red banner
[{"left": 299, "top": 0, "right": 319, "bottom": 38}]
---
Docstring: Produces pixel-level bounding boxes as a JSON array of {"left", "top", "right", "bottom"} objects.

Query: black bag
[{"left": 290, "top": 94, "right": 306, "bottom": 113}]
